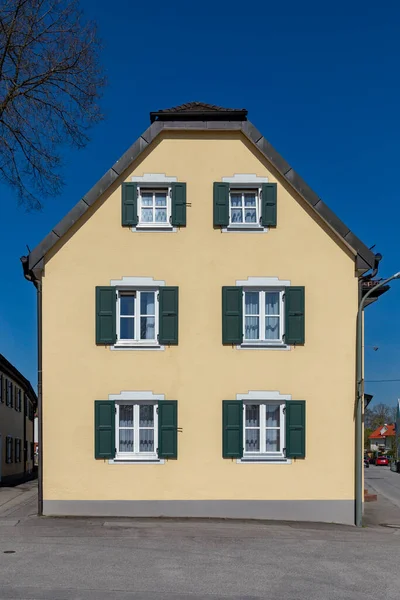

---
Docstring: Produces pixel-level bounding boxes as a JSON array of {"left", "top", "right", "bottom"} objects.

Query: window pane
[
  {"left": 245, "top": 404, "right": 260, "bottom": 426},
  {"left": 265, "top": 404, "right": 280, "bottom": 427},
  {"left": 141, "top": 292, "right": 155, "bottom": 315},
  {"left": 140, "top": 317, "right": 155, "bottom": 340},
  {"left": 230, "top": 193, "right": 242, "bottom": 207},
  {"left": 155, "top": 208, "right": 167, "bottom": 222},
  {"left": 266, "top": 317, "right": 280, "bottom": 340},
  {"left": 139, "top": 429, "right": 154, "bottom": 453},
  {"left": 244, "top": 193, "right": 256, "bottom": 207},
  {"left": 141, "top": 208, "right": 153, "bottom": 222},
  {"left": 120, "top": 317, "right": 134, "bottom": 339},
  {"left": 231, "top": 208, "right": 243, "bottom": 223},
  {"left": 245, "top": 292, "right": 259, "bottom": 314},
  {"left": 155, "top": 192, "right": 167, "bottom": 206},
  {"left": 244, "top": 208, "right": 257, "bottom": 223},
  {"left": 245, "top": 316, "right": 259, "bottom": 340},
  {"left": 120, "top": 295, "right": 135, "bottom": 316},
  {"left": 141, "top": 193, "right": 153, "bottom": 206},
  {"left": 245, "top": 429, "right": 260, "bottom": 452},
  {"left": 266, "top": 429, "right": 280, "bottom": 452},
  {"left": 119, "top": 405, "right": 133, "bottom": 427},
  {"left": 119, "top": 429, "right": 134, "bottom": 453},
  {"left": 265, "top": 292, "right": 279, "bottom": 315},
  {"left": 139, "top": 405, "right": 154, "bottom": 426}
]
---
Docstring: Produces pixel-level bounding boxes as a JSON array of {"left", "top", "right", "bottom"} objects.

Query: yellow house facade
[{"left": 22, "top": 102, "right": 380, "bottom": 524}]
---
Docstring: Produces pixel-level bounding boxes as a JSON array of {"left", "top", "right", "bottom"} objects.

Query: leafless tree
[
  {"left": 365, "top": 402, "right": 397, "bottom": 429},
  {"left": 0, "top": 0, "right": 105, "bottom": 209}
]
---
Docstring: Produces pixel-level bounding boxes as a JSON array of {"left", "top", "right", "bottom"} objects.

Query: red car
[{"left": 375, "top": 456, "right": 389, "bottom": 466}]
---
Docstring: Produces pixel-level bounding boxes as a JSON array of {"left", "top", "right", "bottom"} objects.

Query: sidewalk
[{"left": 0, "top": 480, "right": 37, "bottom": 520}]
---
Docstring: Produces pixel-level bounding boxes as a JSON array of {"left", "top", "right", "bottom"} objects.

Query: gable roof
[
  {"left": 369, "top": 424, "right": 396, "bottom": 439},
  {"left": 24, "top": 102, "right": 377, "bottom": 278}
]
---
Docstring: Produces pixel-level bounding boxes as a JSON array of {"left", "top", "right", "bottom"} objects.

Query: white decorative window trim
[
  {"left": 236, "top": 276, "right": 291, "bottom": 287},
  {"left": 131, "top": 173, "right": 178, "bottom": 183},
  {"left": 236, "top": 390, "right": 292, "bottom": 465},
  {"left": 108, "top": 391, "right": 165, "bottom": 402},
  {"left": 222, "top": 227, "right": 268, "bottom": 234},
  {"left": 110, "top": 276, "right": 165, "bottom": 287},
  {"left": 236, "top": 390, "right": 292, "bottom": 402},
  {"left": 108, "top": 391, "right": 165, "bottom": 465},
  {"left": 222, "top": 174, "right": 269, "bottom": 184}
]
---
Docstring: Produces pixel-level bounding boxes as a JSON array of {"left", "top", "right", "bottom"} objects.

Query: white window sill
[
  {"left": 222, "top": 225, "right": 268, "bottom": 233},
  {"left": 237, "top": 457, "right": 292, "bottom": 465},
  {"left": 109, "top": 458, "right": 165, "bottom": 465},
  {"left": 237, "top": 342, "right": 291, "bottom": 351},
  {"left": 132, "top": 224, "right": 176, "bottom": 232},
  {"left": 111, "top": 342, "right": 165, "bottom": 351}
]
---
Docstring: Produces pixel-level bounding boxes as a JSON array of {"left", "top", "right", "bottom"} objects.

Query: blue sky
[{"left": 1, "top": 0, "right": 400, "bottom": 407}]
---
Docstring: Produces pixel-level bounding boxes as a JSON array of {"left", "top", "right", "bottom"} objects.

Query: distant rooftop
[{"left": 150, "top": 102, "right": 248, "bottom": 123}]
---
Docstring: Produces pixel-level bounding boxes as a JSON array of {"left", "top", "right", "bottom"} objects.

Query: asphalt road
[
  {"left": 365, "top": 464, "right": 400, "bottom": 510},
  {"left": 0, "top": 483, "right": 400, "bottom": 600}
]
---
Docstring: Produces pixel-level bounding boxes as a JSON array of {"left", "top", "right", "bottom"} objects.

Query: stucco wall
[{"left": 42, "top": 131, "right": 358, "bottom": 504}]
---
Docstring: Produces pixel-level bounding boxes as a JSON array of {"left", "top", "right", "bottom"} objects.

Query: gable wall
[{"left": 41, "top": 131, "right": 358, "bottom": 506}]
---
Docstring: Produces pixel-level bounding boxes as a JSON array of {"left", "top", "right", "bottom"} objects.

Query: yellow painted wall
[{"left": 42, "top": 131, "right": 358, "bottom": 502}]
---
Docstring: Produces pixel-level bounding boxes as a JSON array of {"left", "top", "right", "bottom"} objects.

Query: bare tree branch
[{"left": 0, "top": 0, "right": 105, "bottom": 209}]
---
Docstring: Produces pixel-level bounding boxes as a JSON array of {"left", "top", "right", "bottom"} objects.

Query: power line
[{"left": 365, "top": 379, "right": 400, "bottom": 383}]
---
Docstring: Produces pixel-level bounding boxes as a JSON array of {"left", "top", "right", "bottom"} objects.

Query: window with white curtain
[
  {"left": 117, "top": 289, "right": 158, "bottom": 345},
  {"left": 243, "top": 289, "right": 284, "bottom": 343},
  {"left": 115, "top": 402, "right": 158, "bottom": 460},
  {"left": 229, "top": 189, "right": 260, "bottom": 225},
  {"left": 244, "top": 402, "right": 285, "bottom": 458},
  {"left": 138, "top": 188, "right": 170, "bottom": 226}
]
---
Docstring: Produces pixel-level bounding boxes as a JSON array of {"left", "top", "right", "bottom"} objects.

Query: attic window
[{"left": 138, "top": 188, "right": 170, "bottom": 227}]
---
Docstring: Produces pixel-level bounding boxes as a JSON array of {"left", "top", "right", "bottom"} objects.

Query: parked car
[{"left": 375, "top": 455, "right": 389, "bottom": 466}]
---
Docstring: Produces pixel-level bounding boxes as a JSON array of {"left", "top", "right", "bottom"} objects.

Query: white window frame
[
  {"left": 115, "top": 401, "right": 158, "bottom": 461},
  {"left": 242, "top": 288, "right": 285, "bottom": 345},
  {"left": 229, "top": 187, "right": 261, "bottom": 228},
  {"left": 137, "top": 187, "right": 171, "bottom": 228},
  {"left": 116, "top": 288, "right": 159, "bottom": 347},
  {"left": 243, "top": 401, "right": 286, "bottom": 460}
]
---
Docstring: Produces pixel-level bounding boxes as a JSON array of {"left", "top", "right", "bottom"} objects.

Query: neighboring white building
[{"left": 369, "top": 424, "right": 395, "bottom": 452}]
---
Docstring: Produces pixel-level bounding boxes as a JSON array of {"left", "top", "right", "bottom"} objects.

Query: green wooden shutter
[
  {"left": 285, "top": 286, "right": 305, "bottom": 345},
  {"left": 261, "top": 183, "right": 277, "bottom": 227},
  {"left": 159, "top": 287, "right": 178, "bottom": 345},
  {"left": 94, "top": 400, "right": 115, "bottom": 459},
  {"left": 158, "top": 400, "right": 177, "bottom": 458},
  {"left": 213, "top": 182, "right": 229, "bottom": 227},
  {"left": 286, "top": 400, "right": 306, "bottom": 458},
  {"left": 222, "top": 286, "right": 243, "bottom": 345},
  {"left": 222, "top": 400, "right": 243, "bottom": 458},
  {"left": 96, "top": 287, "right": 117, "bottom": 345},
  {"left": 171, "top": 182, "right": 187, "bottom": 226},
  {"left": 121, "top": 182, "right": 138, "bottom": 226}
]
